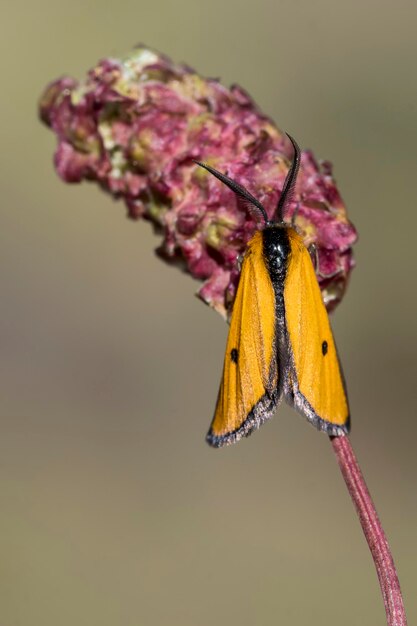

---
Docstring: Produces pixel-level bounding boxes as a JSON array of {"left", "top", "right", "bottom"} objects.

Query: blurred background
[{"left": 1, "top": 1, "right": 416, "bottom": 624}]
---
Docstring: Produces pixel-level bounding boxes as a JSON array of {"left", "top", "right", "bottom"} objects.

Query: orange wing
[
  {"left": 207, "top": 231, "right": 280, "bottom": 447},
  {"left": 283, "top": 228, "right": 350, "bottom": 435}
]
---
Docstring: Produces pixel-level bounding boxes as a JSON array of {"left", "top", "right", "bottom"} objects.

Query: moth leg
[
  {"left": 291, "top": 201, "right": 301, "bottom": 227},
  {"left": 308, "top": 243, "right": 319, "bottom": 270}
]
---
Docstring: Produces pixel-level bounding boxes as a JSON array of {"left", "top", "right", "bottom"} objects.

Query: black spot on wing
[
  {"left": 231, "top": 348, "right": 239, "bottom": 363},
  {"left": 322, "top": 340, "right": 328, "bottom": 356}
]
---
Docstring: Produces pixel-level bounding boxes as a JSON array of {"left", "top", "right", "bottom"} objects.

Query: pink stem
[{"left": 331, "top": 435, "right": 407, "bottom": 626}]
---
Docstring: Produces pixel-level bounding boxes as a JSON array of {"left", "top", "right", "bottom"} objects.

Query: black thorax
[{"left": 262, "top": 226, "right": 290, "bottom": 284}]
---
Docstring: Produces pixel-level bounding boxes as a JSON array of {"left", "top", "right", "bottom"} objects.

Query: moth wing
[
  {"left": 207, "top": 231, "right": 280, "bottom": 447},
  {"left": 283, "top": 229, "right": 350, "bottom": 434}
]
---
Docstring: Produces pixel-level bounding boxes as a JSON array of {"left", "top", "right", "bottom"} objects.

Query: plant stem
[{"left": 331, "top": 434, "right": 407, "bottom": 626}]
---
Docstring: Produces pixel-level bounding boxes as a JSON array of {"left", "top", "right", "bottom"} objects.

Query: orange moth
[{"left": 196, "top": 135, "right": 349, "bottom": 447}]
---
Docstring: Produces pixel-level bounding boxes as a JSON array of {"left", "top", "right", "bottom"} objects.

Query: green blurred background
[{"left": 1, "top": 1, "right": 416, "bottom": 624}]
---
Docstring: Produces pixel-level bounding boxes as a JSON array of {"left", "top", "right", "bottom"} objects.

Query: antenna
[
  {"left": 194, "top": 161, "right": 269, "bottom": 226},
  {"left": 275, "top": 133, "right": 301, "bottom": 223}
]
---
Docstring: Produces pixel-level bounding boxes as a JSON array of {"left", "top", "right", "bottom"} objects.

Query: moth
[{"left": 196, "top": 135, "right": 350, "bottom": 447}]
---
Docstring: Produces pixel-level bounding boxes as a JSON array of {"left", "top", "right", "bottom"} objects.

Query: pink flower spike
[{"left": 39, "top": 45, "right": 357, "bottom": 320}]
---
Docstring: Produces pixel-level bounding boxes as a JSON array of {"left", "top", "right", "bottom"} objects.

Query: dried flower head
[{"left": 39, "top": 45, "right": 357, "bottom": 319}]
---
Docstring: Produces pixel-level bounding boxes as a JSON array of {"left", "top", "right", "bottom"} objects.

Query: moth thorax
[{"left": 262, "top": 226, "right": 290, "bottom": 277}]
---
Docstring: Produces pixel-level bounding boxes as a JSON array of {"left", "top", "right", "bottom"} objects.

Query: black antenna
[
  {"left": 194, "top": 160, "right": 269, "bottom": 226},
  {"left": 275, "top": 133, "right": 301, "bottom": 223}
]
